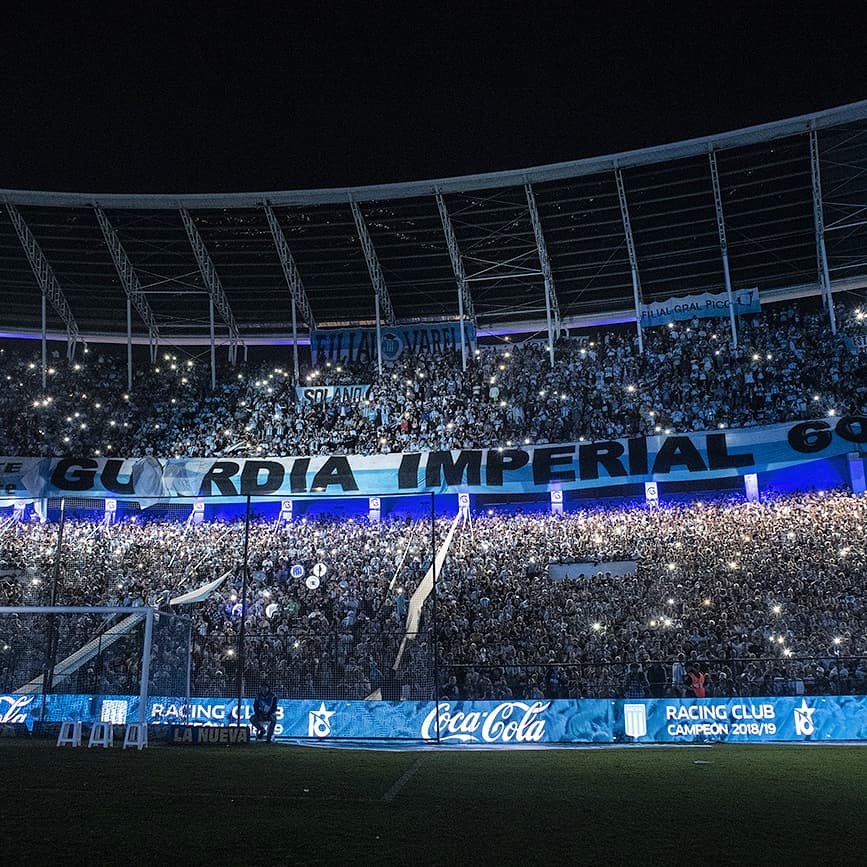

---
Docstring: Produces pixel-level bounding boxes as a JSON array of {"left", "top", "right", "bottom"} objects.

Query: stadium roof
[{"left": 2, "top": 100, "right": 867, "bottom": 346}]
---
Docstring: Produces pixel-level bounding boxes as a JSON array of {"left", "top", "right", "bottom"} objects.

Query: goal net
[{"left": 0, "top": 606, "right": 191, "bottom": 730}]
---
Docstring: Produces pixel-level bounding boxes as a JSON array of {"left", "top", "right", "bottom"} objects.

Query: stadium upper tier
[
  {"left": 1, "top": 102, "right": 867, "bottom": 341},
  {"left": 1, "top": 297, "right": 865, "bottom": 459}
]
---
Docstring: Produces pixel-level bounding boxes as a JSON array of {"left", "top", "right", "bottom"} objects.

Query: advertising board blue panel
[{"left": 4, "top": 694, "right": 867, "bottom": 744}]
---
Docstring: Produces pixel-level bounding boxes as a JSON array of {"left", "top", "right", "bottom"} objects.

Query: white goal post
[{"left": 0, "top": 605, "right": 191, "bottom": 729}]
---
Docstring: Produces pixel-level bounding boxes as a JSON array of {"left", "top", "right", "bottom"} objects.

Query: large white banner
[{"left": 0, "top": 416, "right": 863, "bottom": 501}]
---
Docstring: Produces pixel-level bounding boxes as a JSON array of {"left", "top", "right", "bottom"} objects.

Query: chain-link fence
[
  {"left": 205, "top": 629, "right": 435, "bottom": 701},
  {"left": 439, "top": 657, "right": 867, "bottom": 701},
  {"left": 0, "top": 606, "right": 191, "bottom": 726}
]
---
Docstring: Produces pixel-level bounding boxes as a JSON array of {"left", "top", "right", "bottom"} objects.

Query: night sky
[{"left": 1, "top": 3, "right": 865, "bottom": 194}]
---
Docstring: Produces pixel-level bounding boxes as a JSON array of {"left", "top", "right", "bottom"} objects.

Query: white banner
[
  {"left": 1, "top": 416, "right": 864, "bottom": 500},
  {"left": 295, "top": 384, "right": 373, "bottom": 406},
  {"left": 641, "top": 288, "right": 760, "bottom": 326}
]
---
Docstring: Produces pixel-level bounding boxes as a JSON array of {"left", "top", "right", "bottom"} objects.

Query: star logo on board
[
  {"left": 308, "top": 702, "right": 335, "bottom": 738},
  {"left": 793, "top": 699, "right": 815, "bottom": 737}
]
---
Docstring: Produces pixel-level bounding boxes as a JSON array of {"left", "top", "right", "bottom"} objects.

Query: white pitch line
[{"left": 382, "top": 756, "right": 424, "bottom": 803}]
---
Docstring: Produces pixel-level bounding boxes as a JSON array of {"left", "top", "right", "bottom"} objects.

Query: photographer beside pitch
[{"left": 251, "top": 682, "right": 278, "bottom": 742}]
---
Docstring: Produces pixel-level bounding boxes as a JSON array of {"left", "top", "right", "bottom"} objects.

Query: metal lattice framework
[
  {"left": 4, "top": 203, "right": 80, "bottom": 371},
  {"left": 1, "top": 101, "right": 866, "bottom": 352}
]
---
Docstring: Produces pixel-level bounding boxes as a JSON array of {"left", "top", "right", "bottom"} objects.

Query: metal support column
[
  {"left": 44, "top": 498, "right": 66, "bottom": 707},
  {"left": 614, "top": 168, "right": 645, "bottom": 353},
  {"left": 709, "top": 150, "right": 739, "bottom": 348},
  {"left": 290, "top": 300, "right": 299, "bottom": 384},
  {"left": 435, "top": 191, "right": 476, "bottom": 371},
  {"left": 350, "top": 201, "right": 395, "bottom": 377},
  {"left": 5, "top": 203, "right": 81, "bottom": 367},
  {"left": 456, "top": 276, "right": 466, "bottom": 371},
  {"left": 41, "top": 292, "right": 47, "bottom": 389},
  {"left": 263, "top": 204, "right": 315, "bottom": 384},
  {"left": 94, "top": 205, "right": 161, "bottom": 367},
  {"left": 810, "top": 128, "right": 837, "bottom": 334},
  {"left": 138, "top": 607, "right": 154, "bottom": 729},
  {"left": 525, "top": 182, "right": 561, "bottom": 367},
  {"left": 235, "top": 495, "right": 252, "bottom": 727},
  {"left": 431, "top": 491, "right": 440, "bottom": 739},
  {"left": 374, "top": 291, "right": 383, "bottom": 376},
  {"left": 126, "top": 298, "right": 133, "bottom": 393},
  {"left": 209, "top": 298, "right": 216, "bottom": 391}
]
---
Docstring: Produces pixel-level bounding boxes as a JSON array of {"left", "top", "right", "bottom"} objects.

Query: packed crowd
[
  {"left": 1, "top": 490, "right": 865, "bottom": 700},
  {"left": 0, "top": 513, "right": 433, "bottom": 699},
  {"left": 1, "top": 297, "right": 865, "bottom": 460}
]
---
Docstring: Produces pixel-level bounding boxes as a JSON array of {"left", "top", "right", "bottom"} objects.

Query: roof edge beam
[{"left": 5, "top": 101, "right": 867, "bottom": 209}]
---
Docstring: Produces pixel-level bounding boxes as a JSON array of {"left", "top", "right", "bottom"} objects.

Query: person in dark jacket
[
  {"left": 647, "top": 661, "right": 667, "bottom": 698},
  {"left": 624, "top": 663, "right": 649, "bottom": 698},
  {"left": 251, "top": 682, "right": 278, "bottom": 742}
]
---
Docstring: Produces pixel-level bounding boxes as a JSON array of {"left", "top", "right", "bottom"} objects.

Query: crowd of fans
[
  {"left": 1, "top": 490, "right": 865, "bottom": 700},
  {"left": 0, "top": 297, "right": 865, "bottom": 459},
  {"left": 0, "top": 295, "right": 866, "bottom": 703}
]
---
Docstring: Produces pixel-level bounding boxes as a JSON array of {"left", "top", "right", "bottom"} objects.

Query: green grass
[{"left": 2, "top": 740, "right": 867, "bottom": 865}]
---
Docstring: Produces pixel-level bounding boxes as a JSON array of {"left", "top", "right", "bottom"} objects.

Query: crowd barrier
[{"left": 4, "top": 692, "right": 866, "bottom": 744}]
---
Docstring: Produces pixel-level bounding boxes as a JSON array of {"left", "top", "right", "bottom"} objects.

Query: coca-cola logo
[
  {"left": 0, "top": 695, "right": 35, "bottom": 725},
  {"left": 421, "top": 701, "right": 551, "bottom": 743}
]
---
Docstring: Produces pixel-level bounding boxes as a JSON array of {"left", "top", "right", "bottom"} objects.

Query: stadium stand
[
  {"left": 2, "top": 103, "right": 867, "bottom": 722},
  {"left": 0, "top": 297, "right": 865, "bottom": 459},
  {"left": 2, "top": 489, "right": 866, "bottom": 700}
]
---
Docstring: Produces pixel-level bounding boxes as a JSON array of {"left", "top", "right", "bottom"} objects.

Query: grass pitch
[{"left": 2, "top": 740, "right": 866, "bottom": 865}]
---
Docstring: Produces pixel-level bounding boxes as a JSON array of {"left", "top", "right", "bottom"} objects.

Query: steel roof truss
[
  {"left": 350, "top": 201, "right": 396, "bottom": 325},
  {"left": 93, "top": 205, "right": 160, "bottom": 360},
  {"left": 614, "top": 167, "right": 645, "bottom": 353},
  {"left": 708, "top": 150, "right": 740, "bottom": 347},
  {"left": 5, "top": 203, "right": 80, "bottom": 361},
  {"left": 263, "top": 204, "right": 316, "bottom": 329},
  {"left": 179, "top": 208, "right": 241, "bottom": 362},
  {"left": 810, "top": 129, "right": 837, "bottom": 334},
  {"left": 525, "top": 182, "right": 561, "bottom": 362}
]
